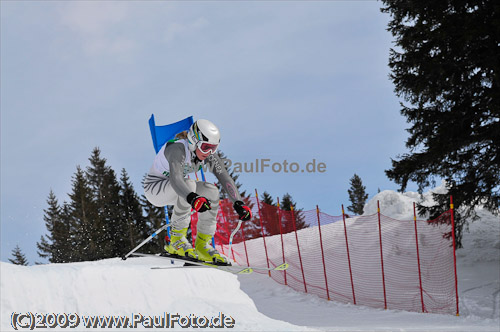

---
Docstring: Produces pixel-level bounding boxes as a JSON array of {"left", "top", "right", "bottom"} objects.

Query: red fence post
[
  {"left": 342, "top": 205, "right": 356, "bottom": 305},
  {"left": 377, "top": 201, "right": 388, "bottom": 309},
  {"left": 413, "top": 202, "right": 425, "bottom": 313},
  {"left": 255, "top": 189, "right": 271, "bottom": 276},
  {"left": 240, "top": 225, "right": 250, "bottom": 267},
  {"left": 316, "top": 205, "right": 331, "bottom": 301},
  {"left": 219, "top": 206, "right": 236, "bottom": 261},
  {"left": 450, "top": 196, "right": 460, "bottom": 316},
  {"left": 219, "top": 207, "right": 228, "bottom": 256},
  {"left": 277, "top": 197, "right": 287, "bottom": 285},
  {"left": 292, "top": 206, "right": 307, "bottom": 293}
]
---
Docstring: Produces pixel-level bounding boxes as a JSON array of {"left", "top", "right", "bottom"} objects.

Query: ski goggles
[{"left": 197, "top": 141, "right": 219, "bottom": 154}]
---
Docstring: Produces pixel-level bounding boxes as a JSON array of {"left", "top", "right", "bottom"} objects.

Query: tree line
[{"left": 35, "top": 147, "right": 165, "bottom": 264}]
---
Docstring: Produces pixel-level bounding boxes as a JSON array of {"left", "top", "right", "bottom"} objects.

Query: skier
[{"left": 144, "top": 119, "right": 252, "bottom": 265}]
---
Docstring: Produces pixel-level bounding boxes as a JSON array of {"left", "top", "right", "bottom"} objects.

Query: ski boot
[
  {"left": 195, "top": 233, "right": 230, "bottom": 265},
  {"left": 164, "top": 228, "right": 197, "bottom": 260}
]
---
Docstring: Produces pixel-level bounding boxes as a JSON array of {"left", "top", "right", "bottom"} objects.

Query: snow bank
[
  {"left": 457, "top": 206, "right": 500, "bottom": 264},
  {"left": 364, "top": 182, "right": 499, "bottom": 264},
  {"left": 0, "top": 257, "right": 310, "bottom": 331},
  {"left": 363, "top": 181, "right": 449, "bottom": 220}
]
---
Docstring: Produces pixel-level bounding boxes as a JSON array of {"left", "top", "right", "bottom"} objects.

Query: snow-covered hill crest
[{"left": 0, "top": 257, "right": 309, "bottom": 331}]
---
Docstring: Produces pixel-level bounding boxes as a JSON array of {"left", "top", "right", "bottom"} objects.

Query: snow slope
[
  {"left": 1, "top": 186, "right": 499, "bottom": 331},
  {"left": 1, "top": 257, "right": 310, "bottom": 331}
]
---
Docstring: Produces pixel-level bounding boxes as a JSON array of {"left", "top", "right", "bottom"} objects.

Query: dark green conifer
[
  {"left": 381, "top": 0, "right": 500, "bottom": 246},
  {"left": 9, "top": 245, "right": 29, "bottom": 266},
  {"left": 347, "top": 174, "right": 368, "bottom": 215}
]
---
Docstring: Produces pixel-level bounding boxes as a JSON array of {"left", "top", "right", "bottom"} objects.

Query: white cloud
[{"left": 58, "top": 2, "right": 136, "bottom": 57}]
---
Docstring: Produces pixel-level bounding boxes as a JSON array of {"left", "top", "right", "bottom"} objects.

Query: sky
[{"left": 1, "top": 1, "right": 418, "bottom": 264}]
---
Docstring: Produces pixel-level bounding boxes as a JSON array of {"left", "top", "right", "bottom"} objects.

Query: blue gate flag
[{"left": 149, "top": 114, "right": 194, "bottom": 153}]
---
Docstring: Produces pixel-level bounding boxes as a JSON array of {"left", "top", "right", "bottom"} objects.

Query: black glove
[
  {"left": 187, "top": 192, "right": 211, "bottom": 213},
  {"left": 233, "top": 200, "right": 252, "bottom": 221}
]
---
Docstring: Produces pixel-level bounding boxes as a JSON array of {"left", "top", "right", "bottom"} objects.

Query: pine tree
[
  {"left": 37, "top": 190, "right": 73, "bottom": 263},
  {"left": 86, "top": 148, "right": 130, "bottom": 259},
  {"left": 381, "top": 0, "right": 500, "bottom": 247},
  {"left": 119, "top": 169, "right": 145, "bottom": 250},
  {"left": 259, "top": 191, "right": 280, "bottom": 236},
  {"left": 261, "top": 192, "right": 274, "bottom": 205},
  {"left": 140, "top": 194, "right": 166, "bottom": 253},
  {"left": 280, "top": 193, "right": 308, "bottom": 233},
  {"left": 86, "top": 148, "right": 113, "bottom": 258},
  {"left": 36, "top": 236, "right": 52, "bottom": 262},
  {"left": 59, "top": 202, "right": 75, "bottom": 262},
  {"left": 68, "top": 166, "right": 98, "bottom": 261},
  {"left": 9, "top": 245, "right": 29, "bottom": 266},
  {"left": 347, "top": 174, "right": 368, "bottom": 215},
  {"left": 37, "top": 190, "right": 59, "bottom": 262}
]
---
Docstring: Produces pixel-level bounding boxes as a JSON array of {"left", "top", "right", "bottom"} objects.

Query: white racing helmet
[{"left": 187, "top": 119, "right": 221, "bottom": 154}]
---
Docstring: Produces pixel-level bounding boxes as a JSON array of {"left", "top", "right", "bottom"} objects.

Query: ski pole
[
  {"left": 122, "top": 210, "right": 196, "bottom": 260},
  {"left": 228, "top": 219, "right": 243, "bottom": 255}
]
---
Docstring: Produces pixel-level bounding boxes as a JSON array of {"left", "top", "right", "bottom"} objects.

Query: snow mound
[
  {"left": 363, "top": 189, "right": 422, "bottom": 220},
  {"left": 364, "top": 182, "right": 499, "bottom": 264},
  {"left": 363, "top": 181, "right": 449, "bottom": 220},
  {"left": 0, "top": 257, "right": 310, "bottom": 331},
  {"left": 457, "top": 206, "right": 500, "bottom": 264}
]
